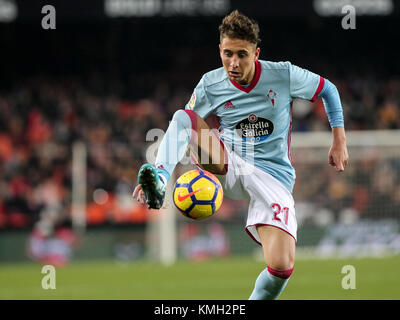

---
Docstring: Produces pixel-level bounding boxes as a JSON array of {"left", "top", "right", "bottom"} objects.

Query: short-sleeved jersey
[{"left": 185, "top": 60, "right": 324, "bottom": 193}]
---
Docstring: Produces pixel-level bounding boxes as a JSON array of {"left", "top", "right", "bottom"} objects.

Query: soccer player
[{"left": 133, "top": 10, "right": 349, "bottom": 300}]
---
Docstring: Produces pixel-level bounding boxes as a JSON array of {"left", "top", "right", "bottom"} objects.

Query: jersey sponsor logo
[
  {"left": 187, "top": 92, "right": 196, "bottom": 110},
  {"left": 235, "top": 114, "right": 274, "bottom": 142},
  {"left": 267, "top": 89, "right": 277, "bottom": 107}
]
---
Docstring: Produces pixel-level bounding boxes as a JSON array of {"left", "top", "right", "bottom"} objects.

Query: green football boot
[{"left": 137, "top": 164, "right": 166, "bottom": 209}]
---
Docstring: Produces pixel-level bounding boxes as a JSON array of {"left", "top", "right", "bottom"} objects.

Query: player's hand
[
  {"left": 329, "top": 127, "right": 349, "bottom": 172},
  {"left": 132, "top": 184, "right": 145, "bottom": 204}
]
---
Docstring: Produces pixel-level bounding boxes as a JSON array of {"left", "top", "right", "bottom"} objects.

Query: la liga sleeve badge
[{"left": 187, "top": 92, "right": 196, "bottom": 110}]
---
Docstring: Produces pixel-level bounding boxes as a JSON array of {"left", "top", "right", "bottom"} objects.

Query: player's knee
[
  {"left": 266, "top": 252, "right": 295, "bottom": 278},
  {"left": 267, "top": 264, "right": 294, "bottom": 279},
  {"left": 267, "top": 255, "right": 294, "bottom": 273},
  {"left": 172, "top": 109, "right": 192, "bottom": 127}
]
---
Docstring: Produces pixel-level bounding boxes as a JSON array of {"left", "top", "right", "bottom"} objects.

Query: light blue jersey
[{"left": 185, "top": 60, "right": 325, "bottom": 193}]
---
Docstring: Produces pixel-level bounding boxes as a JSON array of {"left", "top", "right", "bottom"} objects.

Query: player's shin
[
  {"left": 155, "top": 109, "right": 193, "bottom": 183},
  {"left": 248, "top": 266, "right": 294, "bottom": 300}
]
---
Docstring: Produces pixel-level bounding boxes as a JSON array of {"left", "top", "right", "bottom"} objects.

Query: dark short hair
[{"left": 219, "top": 10, "right": 261, "bottom": 46}]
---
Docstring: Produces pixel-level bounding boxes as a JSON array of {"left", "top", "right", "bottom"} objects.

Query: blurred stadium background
[{"left": 0, "top": 0, "right": 400, "bottom": 299}]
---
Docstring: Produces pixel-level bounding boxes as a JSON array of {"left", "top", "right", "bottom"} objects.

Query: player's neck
[{"left": 238, "top": 61, "right": 256, "bottom": 86}]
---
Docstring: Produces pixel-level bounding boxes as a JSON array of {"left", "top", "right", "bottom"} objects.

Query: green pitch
[{"left": 0, "top": 256, "right": 399, "bottom": 300}]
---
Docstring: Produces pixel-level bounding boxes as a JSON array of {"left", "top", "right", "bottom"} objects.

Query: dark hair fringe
[{"left": 219, "top": 10, "right": 261, "bottom": 46}]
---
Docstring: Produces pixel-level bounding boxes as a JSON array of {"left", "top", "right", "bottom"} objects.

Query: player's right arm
[
  {"left": 184, "top": 76, "right": 213, "bottom": 118},
  {"left": 184, "top": 76, "right": 227, "bottom": 174}
]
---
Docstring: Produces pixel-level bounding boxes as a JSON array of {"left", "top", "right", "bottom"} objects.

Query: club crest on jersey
[
  {"left": 267, "top": 89, "right": 277, "bottom": 107},
  {"left": 235, "top": 114, "right": 274, "bottom": 142},
  {"left": 187, "top": 92, "right": 196, "bottom": 110},
  {"left": 248, "top": 113, "right": 258, "bottom": 123}
]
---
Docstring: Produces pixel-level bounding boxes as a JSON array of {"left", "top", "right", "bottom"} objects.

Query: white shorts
[{"left": 217, "top": 147, "right": 297, "bottom": 245}]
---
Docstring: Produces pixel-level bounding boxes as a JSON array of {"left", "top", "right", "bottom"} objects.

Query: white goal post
[
  {"left": 71, "top": 141, "right": 87, "bottom": 235},
  {"left": 292, "top": 129, "right": 400, "bottom": 148}
]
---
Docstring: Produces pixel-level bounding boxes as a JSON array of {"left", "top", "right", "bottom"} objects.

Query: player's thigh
[
  {"left": 257, "top": 225, "right": 296, "bottom": 271},
  {"left": 189, "top": 113, "right": 226, "bottom": 174}
]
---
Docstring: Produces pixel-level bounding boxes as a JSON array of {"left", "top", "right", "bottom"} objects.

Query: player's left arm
[
  {"left": 317, "top": 79, "right": 349, "bottom": 172},
  {"left": 288, "top": 62, "right": 349, "bottom": 171}
]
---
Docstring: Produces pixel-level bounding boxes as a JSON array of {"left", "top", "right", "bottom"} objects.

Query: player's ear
[
  {"left": 219, "top": 43, "right": 225, "bottom": 60},
  {"left": 254, "top": 47, "right": 260, "bottom": 60}
]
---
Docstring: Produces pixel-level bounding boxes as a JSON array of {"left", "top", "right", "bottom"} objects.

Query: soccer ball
[{"left": 173, "top": 169, "right": 223, "bottom": 220}]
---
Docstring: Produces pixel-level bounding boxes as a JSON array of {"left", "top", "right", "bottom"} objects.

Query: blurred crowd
[
  {"left": 0, "top": 71, "right": 399, "bottom": 231},
  {"left": 293, "top": 147, "right": 400, "bottom": 227},
  {"left": 0, "top": 76, "right": 171, "bottom": 230},
  {"left": 292, "top": 75, "right": 400, "bottom": 131}
]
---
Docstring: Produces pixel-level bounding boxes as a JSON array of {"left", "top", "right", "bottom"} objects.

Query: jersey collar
[{"left": 229, "top": 60, "right": 261, "bottom": 93}]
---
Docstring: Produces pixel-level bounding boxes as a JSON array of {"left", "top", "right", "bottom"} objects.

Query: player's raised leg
[
  {"left": 249, "top": 226, "right": 295, "bottom": 300},
  {"left": 185, "top": 110, "right": 227, "bottom": 175},
  {"left": 133, "top": 109, "right": 226, "bottom": 209}
]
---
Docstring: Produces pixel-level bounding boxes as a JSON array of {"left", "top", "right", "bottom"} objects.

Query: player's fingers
[
  {"left": 329, "top": 145, "right": 348, "bottom": 171},
  {"left": 132, "top": 184, "right": 141, "bottom": 199},
  {"left": 138, "top": 190, "right": 145, "bottom": 203},
  {"left": 336, "top": 162, "right": 345, "bottom": 171},
  {"left": 328, "top": 155, "right": 335, "bottom": 166},
  {"left": 329, "top": 155, "right": 344, "bottom": 171},
  {"left": 335, "top": 155, "right": 346, "bottom": 171},
  {"left": 340, "top": 152, "right": 349, "bottom": 170}
]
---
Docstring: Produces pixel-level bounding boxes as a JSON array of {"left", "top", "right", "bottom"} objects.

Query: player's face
[{"left": 219, "top": 37, "right": 260, "bottom": 85}]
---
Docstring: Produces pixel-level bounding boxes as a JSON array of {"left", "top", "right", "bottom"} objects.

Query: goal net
[
  {"left": 291, "top": 130, "right": 400, "bottom": 258},
  {"left": 161, "top": 129, "right": 400, "bottom": 261}
]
